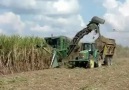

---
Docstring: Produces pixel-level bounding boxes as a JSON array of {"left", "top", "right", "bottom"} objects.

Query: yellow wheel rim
[{"left": 90, "top": 59, "right": 94, "bottom": 68}]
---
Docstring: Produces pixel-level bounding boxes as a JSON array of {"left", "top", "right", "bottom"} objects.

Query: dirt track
[{"left": 0, "top": 58, "right": 129, "bottom": 90}]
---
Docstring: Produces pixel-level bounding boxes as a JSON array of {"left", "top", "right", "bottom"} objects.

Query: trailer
[{"left": 95, "top": 36, "right": 116, "bottom": 65}]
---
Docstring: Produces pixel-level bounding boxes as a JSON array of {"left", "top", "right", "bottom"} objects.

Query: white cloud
[
  {"left": 78, "top": 15, "right": 85, "bottom": 27},
  {"left": 30, "top": 25, "right": 52, "bottom": 32},
  {"left": 95, "top": 0, "right": 129, "bottom": 46},
  {"left": 35, "top": 14, "right": 85, "bottom": 28},
  {"left": 118, "top": 0, "right": 129, "bottom": 17},
  {"left": 53, "top": 0, "right": 79, "bottom": 14},
  {"left": 0, "top": 0, "right": 37, "bottom": 10},
  {"left": 103, "top": 0, "right": 129, "bottom": 31},
  {"left": 28, "top": 14, "right": 85, "bottom": 37},
  {"left": 104, "top": 13, "right": 126, "bottom": 30},
  {"left": 0, "top": 0, "right": 79, "bottom": 15},
  {"left": 103, "top": 0, "right": 119, "bottom": 9},
  {"left": 0, "top": 12, "right": 25, "bottom": 34},
  {"left": 0, "top": 0, "right": 86, "bottom": 38}
]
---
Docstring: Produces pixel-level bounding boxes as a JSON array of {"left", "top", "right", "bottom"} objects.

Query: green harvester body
[{"left": 45, "top": 36, "right": 70, "bottom": 68}]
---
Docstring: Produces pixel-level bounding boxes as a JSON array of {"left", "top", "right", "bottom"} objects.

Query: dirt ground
[{"left": 0, "top": 58, "right": 129, "bottom": 90}]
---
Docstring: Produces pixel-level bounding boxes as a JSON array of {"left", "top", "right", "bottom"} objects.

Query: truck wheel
[
  {"left": 109, "top": 57, "right": 112, "bottom": 65},
  {"left": 104, "top": 56, "right": 112, "bottom": 66},
  {"left": 104, "top": 56, "right": 108, "bottom": 65},
  {"left": 96, "top": 60, "right": 102, "bottom": 67},
  {"left": 88, "top": 59, "right": 94, "bottom": 68},
  {"left": 95, "top": 56, "right": 102, "bottom": 67}
]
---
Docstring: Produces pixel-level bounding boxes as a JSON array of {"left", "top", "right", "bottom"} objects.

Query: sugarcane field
[{"left": 0, "top": 0, "right": 129, "bottom": 90}]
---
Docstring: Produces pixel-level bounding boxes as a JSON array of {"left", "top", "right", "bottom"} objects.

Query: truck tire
[
  {"left": 95, "top": 56, "right": 102, "bottom": 67},
  {"left": 96, "top": 60, "right": 102, "bottom": 67},
  {"left": 104, "top": 56, "right": 112, "bottom": 66},
  {"left": 109, "top": 57, "right": 112, "bottom": 65}
]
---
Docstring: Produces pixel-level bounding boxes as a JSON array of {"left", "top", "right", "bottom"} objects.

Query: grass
[
  {"left": 0, "top": 35, "right": 52, "bottom": 74},
  {"left": 114, "top": 45, "right": 129, "bottom": 58},
  {"left": 0, "top": 76, "right": 27, "bottom": 85},
  {"left": 0, "top": 76, "right": 27, "bottom": 90}
]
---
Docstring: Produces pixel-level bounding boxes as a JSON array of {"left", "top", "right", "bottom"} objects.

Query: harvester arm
[{"left": 67, "top": 16, "right": 105, "bottom": 56}]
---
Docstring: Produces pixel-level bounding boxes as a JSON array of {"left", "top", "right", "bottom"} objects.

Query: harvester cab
[
  {"left": 45, "top": 36, "right": 70, "bottom": 68},
  {"left": 45, "top": 37, "right": 59, "bottom": 49},
  {"left": 45, "top": 36, "right": 70, "bottom": 58}
]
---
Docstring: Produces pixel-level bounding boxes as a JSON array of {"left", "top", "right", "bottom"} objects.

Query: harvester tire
[{"left": 88, "top": 59, "right": 94, "bottom": 68}]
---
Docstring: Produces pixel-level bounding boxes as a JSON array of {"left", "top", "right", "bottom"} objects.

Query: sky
[{"left": 0, "top": 0, "right": 129, "bottom": 47}]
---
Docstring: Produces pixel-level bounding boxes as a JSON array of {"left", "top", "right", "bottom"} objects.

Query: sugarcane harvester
[{"left": 44, "top": 16, "right": 116, "bottom": 68}]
